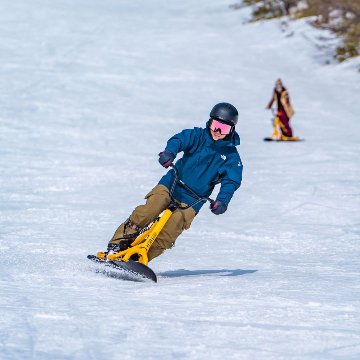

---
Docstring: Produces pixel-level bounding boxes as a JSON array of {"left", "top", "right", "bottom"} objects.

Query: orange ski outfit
[{"left": 267, "top": 80, "right": 295, "bottom": 137}]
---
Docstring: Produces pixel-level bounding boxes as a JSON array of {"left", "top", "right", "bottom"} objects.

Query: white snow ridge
[{"left": 0, "top": 1, "right": 359, "bottom": 359}]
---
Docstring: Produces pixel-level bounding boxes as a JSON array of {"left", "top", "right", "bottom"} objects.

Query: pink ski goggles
[{"left": 210, "top": 119, "right": 232, "bottom": 135}]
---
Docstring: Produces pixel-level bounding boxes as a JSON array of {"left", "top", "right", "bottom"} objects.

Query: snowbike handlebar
[{"left": 168, "top": 164, "right": 214, "bottom": 210}]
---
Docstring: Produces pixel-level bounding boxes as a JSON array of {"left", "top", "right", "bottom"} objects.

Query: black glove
[
  {"left": 158, "top": 150, "right": 175, "bottom": 168},
  {"left": 210, "top": 200, "right": 227, "bottom": 215}
]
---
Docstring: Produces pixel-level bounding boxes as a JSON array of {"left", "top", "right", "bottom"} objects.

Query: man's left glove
[
  {"left": 158, "top": 150, "right": 175, "bottom": 168},
  {"left": 210, "top": 200, "right": 227, "bottom": 215}
]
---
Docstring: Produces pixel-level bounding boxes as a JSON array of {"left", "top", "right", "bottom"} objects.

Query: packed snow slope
[{"left": 0, "top": 1, "right": 359, "bottom": 359}]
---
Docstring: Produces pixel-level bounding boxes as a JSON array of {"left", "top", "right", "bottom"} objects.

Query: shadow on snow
[{"left": 159, "top": 269, "right": 257, "bottom": 278}]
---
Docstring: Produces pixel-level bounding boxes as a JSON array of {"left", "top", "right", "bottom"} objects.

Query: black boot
[
  {"left": 107, "top": 241, "right": 139, "bottom": 261},
  {"left": 107, "top": 239, "right": 133, "bottom": 254}
]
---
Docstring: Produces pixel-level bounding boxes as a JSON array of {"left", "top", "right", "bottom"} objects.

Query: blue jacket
[{"left": 159, "top": 124, "right": 243, "bottom": 213}]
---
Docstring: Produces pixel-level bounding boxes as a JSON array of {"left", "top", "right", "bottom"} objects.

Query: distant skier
[
  {"left": 266, "top": 78, "right": 295, "bottom": 139},
  {"left": 106, "top": 103, "right": 243, "bottom": 262}
]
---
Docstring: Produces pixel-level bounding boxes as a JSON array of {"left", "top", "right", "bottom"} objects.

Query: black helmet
[{"left": 210, "top": 102, "right": 238, "bottom": 126}]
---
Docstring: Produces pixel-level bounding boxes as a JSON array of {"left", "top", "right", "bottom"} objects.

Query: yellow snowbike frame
[
  {"left": 96, "top": 164, "right": 213, "bottom": 266},
  {"left": 97, "top": 208, "right": 173, "bottom": 266}
]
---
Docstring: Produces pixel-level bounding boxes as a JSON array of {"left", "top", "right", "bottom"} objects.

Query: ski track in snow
[{"left": 0, "top": 0, "right": 360, "bottom": 359}]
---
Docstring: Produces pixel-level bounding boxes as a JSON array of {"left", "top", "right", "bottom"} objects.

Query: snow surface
[{"left": 1, "top": 1, "right": 360, "bottom": 359}]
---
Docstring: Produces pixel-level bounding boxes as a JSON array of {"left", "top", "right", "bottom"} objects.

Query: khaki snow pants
[{"left": 108, "top": 184, "right": 196, "bottom": 261}]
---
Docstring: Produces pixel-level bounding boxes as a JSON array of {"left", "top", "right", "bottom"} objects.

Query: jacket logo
[{"left": 221, "top": 155, "right": 227, "bottom": 161}]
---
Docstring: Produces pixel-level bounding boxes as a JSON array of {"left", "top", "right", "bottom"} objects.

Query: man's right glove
[
  {"left": 210, "top": 200, "right": 227, "bottom": 215},
  {"left": 158, "top": 150, "right": 175, "bottom": 168}
]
